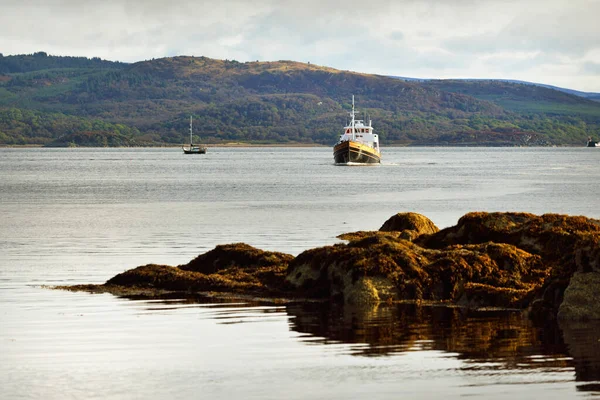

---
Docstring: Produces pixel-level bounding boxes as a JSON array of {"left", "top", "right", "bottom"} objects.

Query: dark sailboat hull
[
  {"left": 182, "top": 146, "right": 207, "bottom": 154},
  {"left": 333, "top": 141, "right": 380, "bottom": 164}
]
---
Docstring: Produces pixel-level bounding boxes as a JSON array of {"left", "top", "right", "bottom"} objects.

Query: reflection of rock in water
[
  {"left": 559, "top": 320, "right": 600, "bottom": 391},
  {"left": 287, "top": 303, "right": 569, "bottom": 367}
]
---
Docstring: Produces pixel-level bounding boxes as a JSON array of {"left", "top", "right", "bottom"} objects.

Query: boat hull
[
  {"left": 183, "top": 146, "right": 207, "bottom": 154},
  {"left": 333, "top": 141, "right": 380, "bottom": 164}
]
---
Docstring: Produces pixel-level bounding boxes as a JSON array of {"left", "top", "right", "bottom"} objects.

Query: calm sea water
[{"left": 1, "top": 147, "right": 600, "bottom": 399}]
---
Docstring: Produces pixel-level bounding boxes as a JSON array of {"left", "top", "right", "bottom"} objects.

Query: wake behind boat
[
  {"left": 182, "top": 116, "right": 207, "bottom": 154},
  {"left": 333, "top": 96, "right": 381, "bottom": 164}
]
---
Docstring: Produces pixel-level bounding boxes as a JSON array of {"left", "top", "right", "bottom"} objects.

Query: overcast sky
[{"left": 2, "top": 0, "right": 599, "bottom": 92}]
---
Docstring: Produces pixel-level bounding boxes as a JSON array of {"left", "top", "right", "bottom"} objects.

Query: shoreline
[
  {"left": 0, "top": 143, "right": 585, "bottom": 149},
  {"left": 0, "top": 143, "right": 329, "bottom": 149}
]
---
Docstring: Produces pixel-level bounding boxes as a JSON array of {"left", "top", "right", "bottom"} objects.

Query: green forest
[{"left": 1, "top": 52, "right": 599, "bottom": 147}]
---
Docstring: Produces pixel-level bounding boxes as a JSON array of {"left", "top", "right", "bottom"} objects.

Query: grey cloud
[
  {"left": 582, "top": 62, "right": 600, "bottom": 75},
  {"left": 389, "top": 31, "right": 404, "bottom": 41},
  {"left": 0, "top": 0, "right": 599, "bottom": 91},
  {"left": 443, "top": 1, "right": 600, "bottom": 57}
]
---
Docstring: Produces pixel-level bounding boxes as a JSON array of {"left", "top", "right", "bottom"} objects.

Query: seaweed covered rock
[
  {"left": 339, "top": 212, "right": 439, "bottom": 242},
  {"left": 58, "top": 211, "right": 600, "bottom": 320},
  {"left": 557, "top": 272, "right": 600, "bottom": 320},
  {"left": 105, "top": 264, "right": 269, "bottom": 293},
  {"left": 417, "top": 212, "right": 600, "bottom": 318},
  {"left": 180, "top": 243, "right": 294, "bottom": 274},
  {"left": 83, "top": 244, "right": 295, "bottom": 298},
  {"left": 285, "top": 234, "right": 548, "bottom": 307},
  {"left": 107, "top": 264, "right": 197, "bottom": 289},
  {"left": 417, "top": 212, "right": 600, "bottom": 270},
  {"left": 379, "top": 212, "right": 439, "bottom": 235}
]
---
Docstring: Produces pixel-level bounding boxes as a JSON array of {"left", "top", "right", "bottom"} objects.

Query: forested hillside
[{"left": 1, "top": 53, "right": 599, "bottom": 146}]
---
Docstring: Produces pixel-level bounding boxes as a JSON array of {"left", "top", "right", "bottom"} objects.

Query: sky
[{"left": 2, "top": 0, "right": 600, "bottom": 92}]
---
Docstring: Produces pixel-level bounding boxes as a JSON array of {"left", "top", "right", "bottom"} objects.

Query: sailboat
[
  {"left": 182, "top": 116, "right": 207, "bottom": 154},
  {"left": 333, "top": 96, "right": 381, "bottom": 164}
]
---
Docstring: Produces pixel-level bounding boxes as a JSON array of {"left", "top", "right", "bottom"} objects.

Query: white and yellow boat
[{"left": 333, "top": 96, "right": 380, "bottom": 164}]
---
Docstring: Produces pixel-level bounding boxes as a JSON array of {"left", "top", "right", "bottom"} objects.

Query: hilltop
[
  {"left": 393, "top": 76, "right": 600, "bottom": 102},
  {"left": 1, "top": 52, "right": 599, "bottom": 146}
]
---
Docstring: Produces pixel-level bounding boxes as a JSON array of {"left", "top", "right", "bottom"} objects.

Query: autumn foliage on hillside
[{"left": 1, "top": 53, "right": 599, "bottom": 146}]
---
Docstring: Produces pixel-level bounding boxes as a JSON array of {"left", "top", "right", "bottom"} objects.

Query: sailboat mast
[{"left": 189, "top": 116, "right": 193, "bottom": 145}]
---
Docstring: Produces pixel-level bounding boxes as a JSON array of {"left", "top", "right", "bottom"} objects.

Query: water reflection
[
  {"left": 560, "top": 321, "right": 600, "bottom": 393},
  {"left": 287, "top": 302, "right": 600, "bottom": 393},
  {"left": 118, "top": 294, "right": 600, "bottom": 393},
  {"left": 287, "top": 303, "right": 564, "bottom": 360}
]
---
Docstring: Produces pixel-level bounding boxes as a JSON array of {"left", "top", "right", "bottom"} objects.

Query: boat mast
[
  {"left": 189, "top": 116, "right": 193, "bottom": 146},
  {"left": 351, "top": 95, "right": 356, "bottom": 141}
]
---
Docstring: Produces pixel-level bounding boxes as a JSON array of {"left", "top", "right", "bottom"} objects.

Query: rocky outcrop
[
  {"left": 179, "top": 243, "right": 294, "bottom": 274},
  {"left": 379, "top": 212, "right": 440, "bottom": 235},
  {"left": 339, "top": 212, "right": 439, "bottom": 242},
  {"left": 57, "top": 212, "right": 600, "bottom": 320},
  {"left": 415, "top": 212, "right": 600, "bottom": 318},
  {"left": 68, "top": 244, "right": 295, "bottom": 298},
  {"left": 286, "top": 234, "right": 547, "bottom": 307}
]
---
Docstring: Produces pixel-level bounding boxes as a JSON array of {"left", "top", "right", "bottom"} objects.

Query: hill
[
  {"left": 392, "top": 76, "right": 600, "bottom": 102},
  {"left": 0, "top": 51, "right": 126, "bottom": 74},
  {"left": 1, "top": 53, "right": 599, "bottom": 146},
  {"left": 421, "top": 79, "right": 600, "bottom": 116}
]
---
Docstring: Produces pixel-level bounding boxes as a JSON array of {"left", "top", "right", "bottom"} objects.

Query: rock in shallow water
[
  {"left": 57, "top": 212, "right": 600, "bottom": 320},
  {"left": 286, "top": 234, "right": 547, "bottom": 307}
]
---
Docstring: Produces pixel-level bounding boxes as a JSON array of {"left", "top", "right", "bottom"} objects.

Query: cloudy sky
[{"left": 2, "top": 0, "right": 599, "bottom": 92}]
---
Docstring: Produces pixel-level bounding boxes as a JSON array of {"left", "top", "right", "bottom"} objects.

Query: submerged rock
[{"left": 57, "top": 212, "right": 600, "bottom": 320}]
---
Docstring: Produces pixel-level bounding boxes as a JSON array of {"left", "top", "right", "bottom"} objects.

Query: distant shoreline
[
  {"left": 0, "top": 143, "right": 328, "bottom": 149},
  {"left": 0, "top": 143, "right": 586, "bottom": 149}
]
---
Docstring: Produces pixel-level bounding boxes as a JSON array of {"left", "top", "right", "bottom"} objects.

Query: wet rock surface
[{"left": 57, "top": 212, "right": 600, "bottom": 320}]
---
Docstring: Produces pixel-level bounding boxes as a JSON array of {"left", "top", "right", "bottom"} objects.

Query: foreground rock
[
  {"left": 415, "top": 212, "right": 600, "bottom": 320},
  {"left": 61, "top": 243, "right": 295, "bottom": 299},
  {"left": 57, "top": 212, "right": 600, "bottom": 320},
  {"left": 339, "top": 212, "right": 440, "bottom": 242},
  {"left": 287, "top": 234, "right": 547, "bottom": 308}
]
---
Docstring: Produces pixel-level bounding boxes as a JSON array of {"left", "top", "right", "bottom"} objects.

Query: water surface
[{"left": 1, "top": 147, "right": 600, "bottom": 399}]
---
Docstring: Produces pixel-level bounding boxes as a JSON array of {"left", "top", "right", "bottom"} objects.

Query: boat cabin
[{"left": 338, "top": 118, "right": 379, "bottom": 151}]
